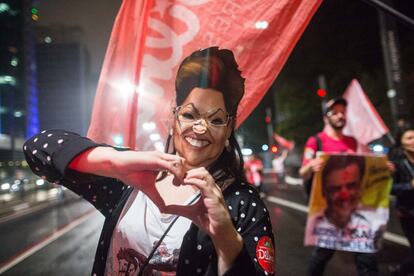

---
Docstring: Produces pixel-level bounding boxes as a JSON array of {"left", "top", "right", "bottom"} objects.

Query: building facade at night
[
  {"left": 36, "top": 25, "right": 90, "bottom": 135},
  {"left": 0, "top": 0, "right": 38, "bottom": 163}
]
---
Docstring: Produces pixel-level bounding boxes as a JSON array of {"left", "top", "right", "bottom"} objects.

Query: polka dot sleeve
[
  {"left": 222, "top": 183, "right": 276, "bottom": 275},
  {"left": 23, "top": 129, "right": 127, "bottom": 218}
]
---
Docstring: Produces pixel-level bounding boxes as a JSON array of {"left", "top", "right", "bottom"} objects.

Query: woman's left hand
[
  {"left": 171, "top": 167, "right": 243, "bottom": 273},
  {"left": 169, "top": 167, "right": 233, "bottom": 237}
]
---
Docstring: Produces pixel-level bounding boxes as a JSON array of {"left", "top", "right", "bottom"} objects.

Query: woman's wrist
[{"left": 211, "top": 223, "right": 243, "bottom": 274}]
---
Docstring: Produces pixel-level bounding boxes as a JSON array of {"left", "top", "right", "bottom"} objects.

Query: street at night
[
  {"left": 1, "top": 0, "right": 414, "bottom": 275},
  {"left": 0, "top": 175, "right": 410, "bottom": 275}
]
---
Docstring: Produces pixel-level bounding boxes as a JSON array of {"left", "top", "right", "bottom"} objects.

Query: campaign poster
[{"left": 304, "top": 153, "right": 392, "bottom": 253}]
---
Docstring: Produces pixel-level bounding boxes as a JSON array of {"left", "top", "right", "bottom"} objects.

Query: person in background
[
  {"left": 245, "top": 154, "right": 264, "bottom": 195},
  {"left": 299, "top": 97, "right": 378, "bottom": 276},
  {"left": 272, "top": 148, "right": 288, "bottom": 188},
  {"left": 23, "top": 47, "right": 275, "bottom": 276},
  {"left": 389, "top": 124, "right": 414, "bottom": 276}
]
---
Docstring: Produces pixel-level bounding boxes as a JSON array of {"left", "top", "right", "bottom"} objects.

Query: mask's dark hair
[
  {"left": 160, "top": 47, "right": 248, "bottom": 186},
  {"left": 175, "top": 47, "right": 244, "bottom": 116},
  {"left": 322, "top": 155, "right": 365, "bottom": 189}
]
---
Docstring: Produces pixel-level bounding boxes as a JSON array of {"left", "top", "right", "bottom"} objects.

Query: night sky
[
  {"left": 241, "top": 0, "right": 414, "bottom": 147},
  {"left": 36, "top": 0, "right": 414, "bottom": 147},
  {"left": 37, "top": 0, "right": 121, "bottom": 74}
]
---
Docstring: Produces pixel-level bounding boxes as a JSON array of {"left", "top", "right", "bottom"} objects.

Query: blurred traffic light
[
  {"left": 271, "top": 145, "right": 278, "bottom": 153},
  {"left": 265, "top": 115, "right": 271, "bottom": 124},
  {"left": 317, "top": 88, "right": 326, "bottom": 98},
  {"left": 31, "top": 7, "right": 39, "bottom": 21}
]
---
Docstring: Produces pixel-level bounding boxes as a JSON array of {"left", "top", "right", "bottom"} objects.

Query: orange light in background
[
  {"left": 271, "top": 145, "right": 278, "bottom": 153},
  {"left": 32, "top": 14, "right": 38, "bottom": 21}
]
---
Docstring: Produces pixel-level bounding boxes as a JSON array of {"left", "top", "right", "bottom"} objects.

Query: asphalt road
[{"left": 0, "top": 177, "right": 411, "bottom": 275}]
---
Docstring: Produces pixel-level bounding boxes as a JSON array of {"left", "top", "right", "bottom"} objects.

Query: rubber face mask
[{"left": 174, "top": 103, "right": 231, "bottom": 135}]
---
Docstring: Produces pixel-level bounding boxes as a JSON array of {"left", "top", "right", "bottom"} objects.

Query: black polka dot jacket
[{"left": 23, "top": 129, "right": 276, "bottom": 276}]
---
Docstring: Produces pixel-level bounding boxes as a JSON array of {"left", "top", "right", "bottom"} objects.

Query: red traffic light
[
  {"left": 265, "top": 116, "right": 271, "bottom": 124},
  {"left": 271, "top": 145, "right": 278, "bottom": 153},
  {"left": 317, "top": 88, "right": 327, "bottom": 98}
]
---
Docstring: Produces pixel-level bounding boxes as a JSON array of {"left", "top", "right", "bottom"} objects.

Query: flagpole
[{"left": 385, "top": 132, "right": 395, "bottom": 146}]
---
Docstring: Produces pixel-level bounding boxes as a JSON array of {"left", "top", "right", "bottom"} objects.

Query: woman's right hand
[{"left": 70, "top": 147, "right": 186, "bottom": 210}]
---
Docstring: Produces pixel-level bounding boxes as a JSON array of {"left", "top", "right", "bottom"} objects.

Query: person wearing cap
[
  {"left": 299, "top": 97, "right": 378, "bottom": 276},
  {"left": 22, "top": 47, "right": 275, "bottom": 275}
]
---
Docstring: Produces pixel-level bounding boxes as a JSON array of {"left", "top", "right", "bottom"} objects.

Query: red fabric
[
  {"left": 273, "top": 133, "right": 295, "bottom": 150},
  {"left": 244, "top": 158, "right": 264, "bottom": 185},
  {"left": 342, "top": 79, "right": 389, "bottom": 146},
  {"left": 88, "top": 0, "right": 322, "bottom": 150},
  {"left": 301, "top": 132, "right": 357, "bottom": 166},
  {"left": 87, "top": 0, "right": 154, "bottom": 149}
]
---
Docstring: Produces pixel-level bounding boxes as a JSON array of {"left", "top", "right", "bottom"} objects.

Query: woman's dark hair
[
  {"left": 175, "top": 47, "right": 244, "bottom": 116},
  {"left": 161, "top": 47, "right": 248, "bottom": 186},
  {"left": 390, "top": 123, "right": 414, "bottom": 160},
  {"left": 395, "top": 123, "right": 414, "bottom": 148}
]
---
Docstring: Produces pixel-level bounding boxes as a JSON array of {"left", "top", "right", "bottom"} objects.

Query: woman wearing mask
[{"left": 23, "top": 47, "right": 275, "bottom": 276}]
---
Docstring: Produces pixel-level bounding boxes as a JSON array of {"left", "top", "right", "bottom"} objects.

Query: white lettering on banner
[
  {"left": 257, "top": 246, "right": 275, "bottom": 263},
  {"left": 212, "top": 16, "right": 231, "bottom": 32},
  {"left": 178, "top": 0, "right": 210, "bottom": 5},
  {"left": 317, "top": 238, "right": 376, "bottom": 252},
  {"left": 138, "top": 2, "right": 203, "bottom": 129},
  {"left": 202, "top": 32, "right": 219, "bottom": 46},
  {"left": 222, "top": 1, "right": 241, "bottom": 19}
]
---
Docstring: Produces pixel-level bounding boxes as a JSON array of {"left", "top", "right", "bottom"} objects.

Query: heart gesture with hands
[
  {"left": 167, "top": 167, "right": 235, "bottom": 238},
  {"left": 110, "top": 150, "right": 187, "bottom": 212}
]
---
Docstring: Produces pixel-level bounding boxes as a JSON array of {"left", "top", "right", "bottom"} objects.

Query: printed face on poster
[{"left": 304, "top": 153, "right": 392, "bottom": 253}]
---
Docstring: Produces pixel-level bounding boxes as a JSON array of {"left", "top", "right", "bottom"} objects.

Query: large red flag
[
  {"left": 342, "top": 79, "right": 389, "bottom": 146},
  {"left": 88, "top": 0, "right": 322, "bottom": 150}
]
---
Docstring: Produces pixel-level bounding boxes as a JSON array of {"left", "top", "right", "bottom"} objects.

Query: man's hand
[
  {"left": 386, "top": 161, "right": 396, "bottom": 174},
  {"left": 300, "top": 157, "right": 325, "bottom": 179},
  {"left": 309, "top": 157, "right": 325, "bottom": 173}
]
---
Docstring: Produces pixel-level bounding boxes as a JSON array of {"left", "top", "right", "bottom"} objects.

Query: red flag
[
  {"left": 88, "top": 0, "right": 322, "bottom": 150},
  {"left": 273, "top": 133, "right": 295, "bottom": 151},
  {"left": 342, "top": 79, "right": 389, "bottom": 146}
]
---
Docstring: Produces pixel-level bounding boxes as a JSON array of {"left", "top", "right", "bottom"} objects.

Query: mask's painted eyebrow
[
  {"left": 183, "top": 103, "right": 227, "bottom": 117},
  {"left": 205, "top": 108, "right": 226, "bottom": 118}
]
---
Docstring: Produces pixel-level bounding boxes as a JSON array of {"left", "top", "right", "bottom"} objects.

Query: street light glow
[
  {"left": 150, "top": 133, "right": 160, "bottom": 141},
  {"left": 143, "top": 122, "right": 156, "bottom": 131},
  {"left": 241, "top": 148, "right": 253, "bottom": 156},
  {"left": 255, "top": 21, "right": 268, "bottom": 29},
  {"left": 113, "top": 135, "right": 123, "bottom": 145}
]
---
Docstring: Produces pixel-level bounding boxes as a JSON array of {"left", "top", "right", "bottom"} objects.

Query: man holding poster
[{"left": 299, "top": 97, "right": 382, "bottom": 276}]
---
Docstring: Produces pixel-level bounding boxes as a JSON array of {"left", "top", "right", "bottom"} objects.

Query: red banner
[
  {"left": 342, "top": 79, "right": 389, "bottom": 146},
  {"left": 88, "top": 0, "right": 322, "bottom": 150},
  {"left": 273, "top": 133, "right": 294, "bottom": 151}
]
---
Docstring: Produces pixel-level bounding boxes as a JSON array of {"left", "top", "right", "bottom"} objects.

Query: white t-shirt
[{"left": 105, "top": 189, "right": 196, "bottom": 275}]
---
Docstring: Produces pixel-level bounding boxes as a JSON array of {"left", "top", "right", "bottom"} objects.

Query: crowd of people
[{"left": 22, "top": 46, "right": 413, "bottom": 276}]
